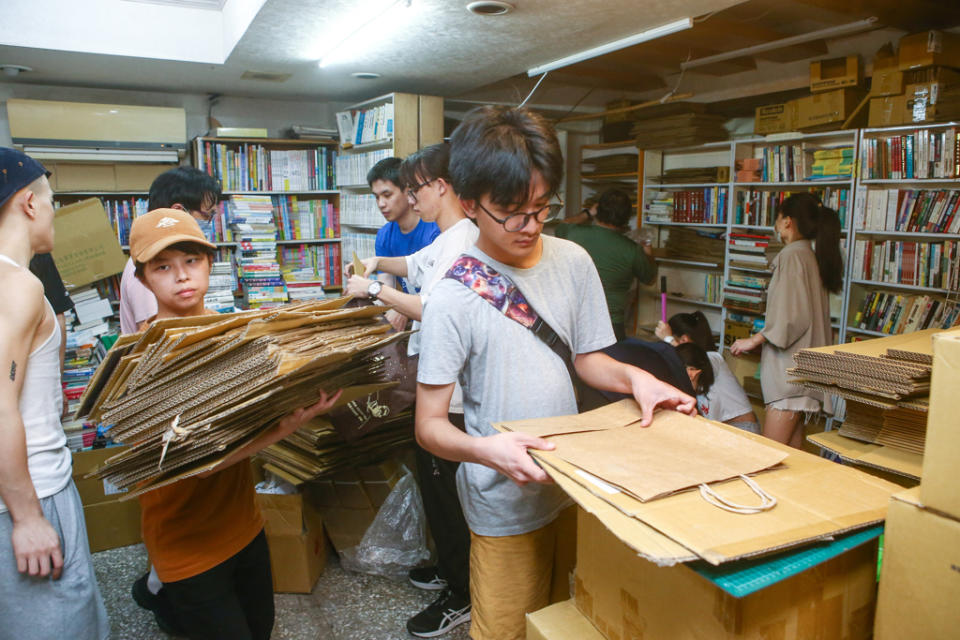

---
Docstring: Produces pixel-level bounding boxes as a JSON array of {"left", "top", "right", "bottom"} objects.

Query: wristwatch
[
  {"left": 664, "top": 335, "right": 677, "bottom": 345},
  {"left": 367, "top": 280, "right": 383, "bottom": 300}
]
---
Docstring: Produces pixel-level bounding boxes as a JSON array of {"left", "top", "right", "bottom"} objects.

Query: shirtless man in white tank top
[{"left": 0, "top": 147, "right": 108, "bottom": 639}]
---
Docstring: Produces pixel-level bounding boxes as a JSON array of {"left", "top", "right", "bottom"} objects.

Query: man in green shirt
[{"left": 555, "top": 188, "right": 656, "bottom": 340}]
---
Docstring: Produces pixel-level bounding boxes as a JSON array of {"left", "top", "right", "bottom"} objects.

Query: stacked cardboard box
[
  {"left": 72, "top": 447, "right": 142, "bottom": 552},
  {"left": 869, "top": 31, "right": 960, "bottom": 127},
  {"left": 874, "top": 331, "right": 960, "bottom": 638},
  {"left": 256, "top": 488, "right": 328, "bottom": 593}
]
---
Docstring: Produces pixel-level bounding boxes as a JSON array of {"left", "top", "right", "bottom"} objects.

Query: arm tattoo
[{"left": 8, "top": 361, "right": 15, "bottom": 382}]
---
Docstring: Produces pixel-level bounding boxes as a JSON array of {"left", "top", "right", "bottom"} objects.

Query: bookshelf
[
  {"left": 335, "top": 92, "right": 444, "bottom": 262},
  {"left": 844, "top": 122, "right": 960, "bottom": 339},
  {"left": 192, "top": 136, "right": 343, "bottom": 308}
]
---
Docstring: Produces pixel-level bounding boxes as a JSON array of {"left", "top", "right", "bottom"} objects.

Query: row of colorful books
[
  {"left": 733, "top": 187, "right": 850, "bottom": 227},
  {"left": 855, "top": 188, "right": 960, "bottom": 234},
  {"left": 199, "top": 141, "right": 338, "bottom": 192},
  {"left": 851, "top": 291, "right": 960, "bottom": 335},
  {"left": 852, "top": 239, "right": 960, "bottom": 290},
  {"left": 860, "top": 128, "right": 959, "bottom": 180}
]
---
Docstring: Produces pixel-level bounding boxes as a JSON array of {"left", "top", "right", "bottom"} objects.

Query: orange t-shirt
[{"left": 139, "top": 462, "right": 264, "bottom": 583}]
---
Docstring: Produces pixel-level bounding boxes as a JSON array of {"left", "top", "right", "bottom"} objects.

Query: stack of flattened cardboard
[
  {"left": 630, "top": 106, "right": 729, "bottom": 150},
  {"left": 791, "top": 327, "right": 960, "bottom": 482},
  {"left": 78, "top": 299, "right": 403, "bottom": 496},
  {"left": 495, "top": 400, "right": 899, "bottom": 567},
  {"left": 581, "top": 153, "right": 638, "bottom": 177},
  {"left": 256, "top": 414, "right": 413, "bottom": 485}
]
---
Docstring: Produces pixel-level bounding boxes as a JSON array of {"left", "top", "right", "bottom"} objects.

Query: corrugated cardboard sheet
[
  {"left": 808, "top": 430, "right": 922, "bottom": 481},
  {"left": 921, "top": 331, "right": 960, "bottom": 518},
  {"left": 498, "top": 403, "right": 900, "bottom": 566}
]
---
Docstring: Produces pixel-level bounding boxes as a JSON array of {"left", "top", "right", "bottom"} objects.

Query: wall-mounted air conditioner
[{"left": 7, "top": 99, "right": 187, "bottom": 162}]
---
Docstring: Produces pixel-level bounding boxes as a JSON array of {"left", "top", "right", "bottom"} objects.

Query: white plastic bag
[{"left": 340, "top": 465, "right": 430, "bottom": 580}]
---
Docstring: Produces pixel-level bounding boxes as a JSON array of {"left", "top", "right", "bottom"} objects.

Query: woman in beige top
[{"left": 730, "top": 193, "right": 843, "bottom": 448}]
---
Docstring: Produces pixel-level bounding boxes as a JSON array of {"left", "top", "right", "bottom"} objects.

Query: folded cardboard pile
[
  {"left": 495, "top": 401, "right": 899, "bottom": 566},
  {"left": 78, "top": 299, "right": 404, "bottom": 496},
  {"left": 581, "top": 153, "right": 638, "bottom": 176},
  {"left": 840, "top": 401, "right": 926, "bottom": 455},
  {"left": 256, "top": 414, "right": 413, "bottom": 485}
]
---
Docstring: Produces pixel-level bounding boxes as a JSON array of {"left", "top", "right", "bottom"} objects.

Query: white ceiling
[{"left": 0, "top": 0, "right": 744, "bottom": 103}]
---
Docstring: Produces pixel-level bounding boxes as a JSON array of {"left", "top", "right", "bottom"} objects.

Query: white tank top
[{"left": 0, "top": 254, "right": 72, "bottom": 513}]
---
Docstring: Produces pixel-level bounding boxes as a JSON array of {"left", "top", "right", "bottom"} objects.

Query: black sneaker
[
  {"left": 408, "top": 566, "right": 448, "bottom": 591},
  {"left": 131, "top": 572, "right": 185, "bottom": 636},
  {"left": 406, "top": 590, "right": 471, "bottom": 638}
]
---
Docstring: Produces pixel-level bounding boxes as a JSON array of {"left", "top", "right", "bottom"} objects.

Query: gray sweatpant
[{"left": 0, "top": 480, "right": 109, "bottom": 640}]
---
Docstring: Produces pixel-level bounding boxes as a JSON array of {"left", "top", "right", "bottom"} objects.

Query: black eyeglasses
[
  {"left": 475, "top": 198, "right": 564, "bottom": 232},
  {"left": 406, "top": 178, "right": 436, "bottom": 203}
]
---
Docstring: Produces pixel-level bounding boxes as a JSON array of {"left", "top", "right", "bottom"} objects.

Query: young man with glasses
[
  {"left": 345, "top": 143, "right": 478, "bottom": 637},
  {"left": 118, "top": 167, "right": 223, "bottom": 334},
  {"left": 414, "top": 106, "right": 696, "bottom": 640},
  {"left": 366, "top": 157, "right": 440, "bottom": 330}
]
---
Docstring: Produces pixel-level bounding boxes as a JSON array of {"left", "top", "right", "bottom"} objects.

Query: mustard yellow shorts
[{"left": 468, "top": 505, "right": 576, "bottom": 640}]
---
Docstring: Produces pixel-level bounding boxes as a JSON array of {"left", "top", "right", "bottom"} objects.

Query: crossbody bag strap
[{"left": 445, "top": 255, "right": 577, "bottom": 381}]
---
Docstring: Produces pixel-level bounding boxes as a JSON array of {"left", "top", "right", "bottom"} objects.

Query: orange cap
[{"left": 129, "top": 208, "right": 217, "bottom": 263}]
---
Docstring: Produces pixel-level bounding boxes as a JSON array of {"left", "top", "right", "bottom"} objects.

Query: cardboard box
[
  {"left": 874, "top": 488, "right": 960, "bottom": 639},
  {"left": 575, "top": 509, "right": 878, "bottom": 640},
  {"left": 899, "top": 30, "right": 960, "bottom": 71},
  {"left": 795, "top": 88, "right": 866, "bottom": 130},
  {"left": 868, "top": 95, "right": 908, "bottom": 127},
  {"left": 723, "top": 319, "right": 753, "bottom": 347},
  {"left": 47, "top": 161, "right": 170, "bottom": 192},
  {"left": 258, "top": 491, "right": 327, "bottom": 593},
  {"left": 307, "top": 458, "right": 403, "bottom": 553},
  {"left": 903, "top": 67, "right": 960, "bottom": 124},
  {"left": 810, "top": 56, "right": 860, "bottom": 92},
  {"left": 72, "top": 447, "right": 142, "bottom": 553},
  {"left": 870, "top": 68, "right": 904, "bottom": 96},
  {"left": 754, "top": 102, "right": 797, "bottom": 135},
  {"left": 921, "top": 332, "right": 960, "bottom": 519},
  {"left": 51, "top": 198, "right": 128, "bottom": 289},
  {"left": 527, "top": 600, "right": 604, "bottom": 640}
]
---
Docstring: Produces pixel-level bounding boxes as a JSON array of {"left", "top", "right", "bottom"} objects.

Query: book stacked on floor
[
  {"left": 198, "top": 141, "right": 337, "bottom": 191},
  {"left": 860, "top": 127, "right": 959, "bottom": 180},
  {"left": 851, "top": 292, "right": 960, "bottom": 335},
  {"left": 852, "top": 239, "right": 960, "bottom": 287},
  {"left": 808, "top": 145, "right": 854, "bottom": 180},
  {"left": 856, "top": 188, "right": 960, "bottom": 233},
  {"left": 204, "top": 261, "right": 238, "bottom": 313}
]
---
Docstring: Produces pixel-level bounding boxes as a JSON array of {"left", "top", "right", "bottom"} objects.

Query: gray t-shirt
[{"left": 417, "top": 235, "right": 616, "bottom": 536}]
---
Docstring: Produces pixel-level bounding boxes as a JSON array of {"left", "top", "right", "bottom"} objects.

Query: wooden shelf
[
  {"left": 582, "top": 172, "right": 639, "bottom": 180},
  {"left": 581, "top": 140, "right": 638, "bottom": 150},
  {"left": 196, "top": 136, "right": 336, "bottom": 145}
]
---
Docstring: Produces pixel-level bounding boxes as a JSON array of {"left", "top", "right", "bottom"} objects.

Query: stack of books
[
  {"left": 204, "top": 261, "right": 237, "bottom": 313},
  {"left": 229, "top": 195, "right": 288, "bottom": 309},
  {"left": 809, "top": 146, "right": 854, "bottom": 180},
  {"left": 280, "top": 245, "right": 342, "bottom": 291},
  {"left": 725, "top": 233, "right": 770, "bottom": 313},
  {"left": 643, "top": 192, "right": 674, "bottom": 223}
]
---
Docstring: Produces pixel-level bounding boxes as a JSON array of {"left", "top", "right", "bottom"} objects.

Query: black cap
[{"left": 0, "top": 147, "right": 51, "bottom": 210}]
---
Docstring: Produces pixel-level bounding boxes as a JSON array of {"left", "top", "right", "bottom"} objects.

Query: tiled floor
[{"left": 92, "top": 543, "right": 470, "bottom": 640}]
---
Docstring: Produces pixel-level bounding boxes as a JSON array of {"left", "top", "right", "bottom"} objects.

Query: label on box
[{"left": 928, "top": 31, "right": 942, "bottom": 54}]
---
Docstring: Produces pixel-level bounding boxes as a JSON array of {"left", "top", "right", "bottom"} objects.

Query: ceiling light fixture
[
  {"left": 466, "top": 1, "right": 514, "bottom": 15},
  {"left": 680, "top": 17, "right": 879, "bottom": 71},
  {"left": 317, "top": 0, "right": 414, "bottom": 68},
  {"left": 1, "top": 64, "right": 33, "bottom": 77},
  {"left": 351, "top": 72, "right": 382, "bottom": 79},
  {"left": 527, "top": 18, "right": 692, "bottom": 76}
]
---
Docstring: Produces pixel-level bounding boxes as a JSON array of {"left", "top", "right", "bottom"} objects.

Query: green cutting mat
[{"left": 691, "top": 525, "right": 884, "bottom": 597}]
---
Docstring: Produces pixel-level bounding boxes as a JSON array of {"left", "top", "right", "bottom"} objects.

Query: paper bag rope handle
[{"left": 698, "top": 475, "right": 777, "bottom": 514}]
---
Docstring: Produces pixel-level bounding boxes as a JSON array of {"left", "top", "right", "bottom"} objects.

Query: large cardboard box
[
  {"left": 51, "top": 198, "right": 128, "bottom": 288},
  {"left": 754, "top": 102, "right": 797, "bottom": 135},
  {"left": 257, "top": 492, "right": 327, "bottom": 593},
  {"left": 575, "top": 509, "right": 878, "bottom": 640},
  {"left": 810, "top": 56, "right": 860, "bottom": 93},
  {"left": 47, "top": 161, "right": 170, "bottom": 192},
  {"left": 921, "top": 331, "right": 960, "bottom": 519},
  {"left": 527, "top": 600, "right": 605, "bottom": 640},
  {"left": 795, "top": 88, "right": 866, "bottom": 130},
  {"left": 307, "top": 458, "right": 403, "bottom": 553},
  {"left": 874, "top": 488, "right": 960, "bottom": 640},
  {"left": 871, "top": 45, "right": 903, "bottom": 96},
  {"left": 72, "top": 447, "right": 142, "bottom": 553},
  {"left": 903, "top": 67, "right": 960, "bottom": 124},
  {"left": 899, "top": 30, "right": 960, "bottom": 71},
  {"left": 867, "top": 95, "right": 908, "bottom": 127}
]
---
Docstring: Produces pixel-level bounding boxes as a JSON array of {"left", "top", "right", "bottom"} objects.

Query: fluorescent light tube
[
  {"left": 680, "top": 17, "right": 879, "bottom": 71},
  {"left": 527, "top": 17, "right": 693, "bottom": 77}
]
